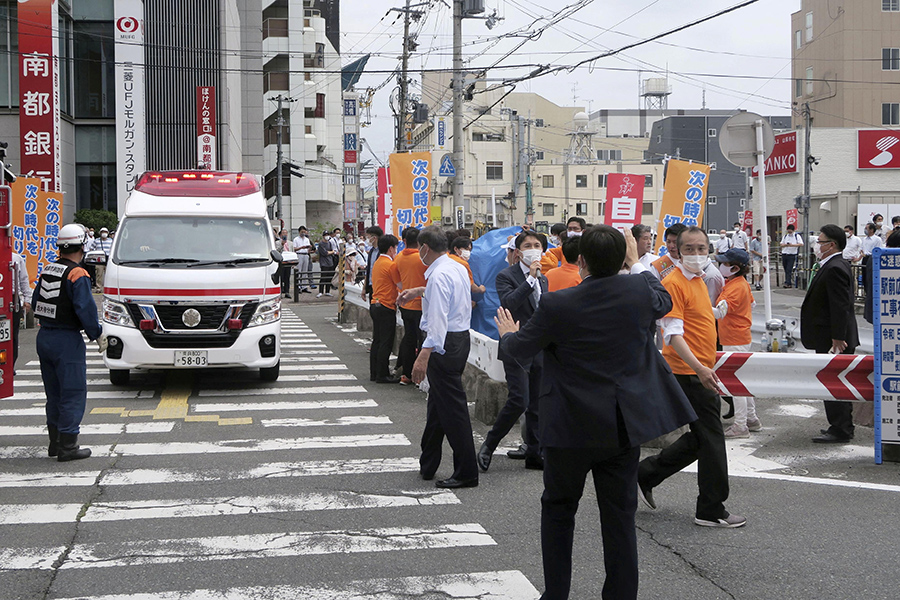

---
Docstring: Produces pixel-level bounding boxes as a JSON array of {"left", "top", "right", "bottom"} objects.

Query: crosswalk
[{"left": 0, "top": 308, "right": 540, "bottom": 599}]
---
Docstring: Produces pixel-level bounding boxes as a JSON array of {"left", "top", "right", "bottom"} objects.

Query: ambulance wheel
[
  {"left": 109, "top": 369, "right": 130, "bottom": 386},
  {"left": 260, "top": 361, "right": 280, "bottom": 382}
]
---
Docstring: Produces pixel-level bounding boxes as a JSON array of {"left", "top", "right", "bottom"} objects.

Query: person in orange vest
[
  {"left": 545, "top": 237, "right": 582, "bottom": 292},
  {"left": 650, "top": 223, "right": 685, "bottom": 281},
  {"left": 544, "top": 223, "right": 567, "bottom": 271},
  {"left": 389, "top": 227, "right": 428, "bottom": 386},
  {"left": 449, "top": 237, "right": 486, "bottom": 295}
]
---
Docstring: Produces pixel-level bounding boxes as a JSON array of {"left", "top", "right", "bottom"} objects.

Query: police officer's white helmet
[{"left": 58, "top": 223, "right": 88, "bottom": 252}]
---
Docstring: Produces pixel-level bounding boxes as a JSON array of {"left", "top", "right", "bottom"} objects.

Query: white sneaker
[
  {"left": 694, "top": 512, "right": 747, "bottom": 528},
  {"left": 724, "top": 424, "right": 749, "bottom": 438},
  {"left": 746, "top": 418, "right": 762, "bottom": 432},
  {"left": 316, "top": 293, "right": 323, "bottom": 298},
  {"left": 325, "top": 292, "right": 333, "bottom": 296}
]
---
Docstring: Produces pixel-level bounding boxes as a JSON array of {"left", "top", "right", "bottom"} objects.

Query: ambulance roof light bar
[{"left": 134, "top": 171, "right": 260, "bottom": 197}]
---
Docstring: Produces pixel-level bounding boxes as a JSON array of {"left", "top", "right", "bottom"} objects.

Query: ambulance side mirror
[
  {"left": 270, "top": 250, "right": 283, "bottom": 263},
  {"left": 270, "top": 250, "right": 283, "bottom": 285}
]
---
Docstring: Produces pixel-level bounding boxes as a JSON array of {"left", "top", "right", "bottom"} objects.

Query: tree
[{"left": 73, "top": 209, "right": 119, "bottom": 232}]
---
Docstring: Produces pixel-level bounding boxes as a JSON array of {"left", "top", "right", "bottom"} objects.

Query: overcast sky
[{"left": 339, "top": 0, "right": 800, "bottom": 174}]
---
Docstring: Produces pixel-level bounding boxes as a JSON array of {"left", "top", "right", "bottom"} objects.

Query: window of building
[
  {"left": 472, "top": 131, "right": 505, "bottom": 142},
  {"left": 805, "top": 11, "right": 813, "bottom": 42},
  {"left": 644, "top": 174, "right": 653, "bottom": 187},
  {"left": 883, "top": 103, "right": 900, "bottom": 125},
  {"left": 643, "top": 202, "right": 654, "bottom": 216},
  {"left": 535, "top": 151, "right": 544, "bottom": 160},
  {"left": 75, "top": 126, "right": 116, "bottom": 211},
  {"left": 576, "top": 202, "right": 588, "bottom": 215},
  {"left": 542, "top": 203, "right": 555, "bottom": 216},
  {"left": 806, "top": 67, "right": 814, "bottom": 95},
  {"left": 304, "top": 43, "right": 325, "bottom": 68},
  {"left": 885, "top": 0, "right": 900, "bottom": 12},
  {"left": 314, "top": 93, "right": 325, "bottom": 118},
  {"left": 73, "top": 21, "right": 115, "bottom": 118},
  {"left": 575, "top": 174, "right": 587, "bottom": 188},
  {"left": 598, "top": 174, "right": 607, "bottom": 187},
  {"left": 0, "top": 4, "right": 17, "bottom": 109},
  {"left": 795, "top": 30, "right": 802, "bottom": 50},
  {"left": 486, "top": 161, "right": 503, "bottom": 180},
  {"left": 597, "top": 149, "right": 622, "bottom": 162},
  {"left": 708, "top": 128, "right": 717, "bottom": 138},
  {"left": 304, "top": 71, "right": 312, "bottom": 81},
  {"left": 542, "top": 174, "right": 554, "bottom": 188},
  {"left": 305, "top": 125, "right": 312, "bottom": 134},
  {"left": 796, "top": 78, "right": 802, "bottom": 98},
  {"left": 708, "top": 195, "right": 717, "bottom": 205},
  {"left": 884, "top": 48, "right": 900, "bottom": 70}
]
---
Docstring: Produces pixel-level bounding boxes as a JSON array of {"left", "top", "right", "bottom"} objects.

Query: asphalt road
[{"left": 1, "top": 301, "right": 900, "bottom": 599}]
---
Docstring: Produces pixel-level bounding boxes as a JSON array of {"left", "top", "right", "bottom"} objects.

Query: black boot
[
  {"left": 47, "top": 425, "right": 59, "bottom": 457},
  {"left": 57, "top": 433, "right": 91, "bottom": 462}
]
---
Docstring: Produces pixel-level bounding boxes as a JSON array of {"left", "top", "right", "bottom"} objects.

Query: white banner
[{"left": 114, "top": 0, "right": 146, "bottom": 215}]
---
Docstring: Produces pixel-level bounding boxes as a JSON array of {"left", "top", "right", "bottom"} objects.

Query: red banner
[
  {"left": 376, "top": 167, "right": 390, "bottom": 232},
  {"left": 741, "top": 210, "right": 753, "bottom": 233},
  {"left": 604, "top": 173, "right": 645, "bottom": 231},
  {"left": 751, "top": 132, "right": 798, "bottom": 177},
  {"left": 196, "top": 86, "right": 217, "bottom": 169},
  {"left": 786, "top": 209, "right": 798, "bottom": 229},
  {"left": 18, "top": 0, "right": 60, "bottom": 191},
  {"left": 858, "top": 129, "right": 900, "bottom": 169}
]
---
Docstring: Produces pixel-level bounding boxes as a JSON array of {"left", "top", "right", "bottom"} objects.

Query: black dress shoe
[
  {"left": 376, "top": 377, "right": 401, "bottom": 384},
  {"left": 420, "top": 471, "right": 435, "bottom": 481},
  {"left": 507, "top": 444, "right": 527, "bottom": 459},
  {"left": 812, "top": 432, "right": 852, "bottom": 444},
  {"left": 477, "top": 442, "right": 493, "bottom": 472},
  {"left": 435, "top": 477, "right": 478, "bottom": 489},
  {"left": 524, "top": 455, "right": 544, "bottom": 470}
]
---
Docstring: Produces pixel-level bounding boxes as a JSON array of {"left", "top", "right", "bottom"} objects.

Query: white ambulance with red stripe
[{"left": 101, "top": 171, "right": 283, "bottom": 384}]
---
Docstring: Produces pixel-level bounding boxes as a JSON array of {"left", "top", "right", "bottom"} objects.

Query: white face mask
[
  {"left": 549, "top": 235, "right": 560, "bottom": 246},
  {"left": 845, "top": 232, "right": 852, "bottom": 238},
  {"left": 460, "top": 249, "right": 471, "bottom": 261},
  {"left": 521, "top": 248, "right": 542, "bottom": 266},
  {"left": 100, "top": 233, "right": 108, "bottom": 239},
  {"left": 813, "top": 242, "right": 823, "bottom": 261},
  {"left": 718, "top": 264, "right": 737, "bottom": 278},
  {"left": 681, "top": 254, "right": 708, "bottom": 274},
  {"left": 567, "top": 230, "right": 583, "bottom": 238}
]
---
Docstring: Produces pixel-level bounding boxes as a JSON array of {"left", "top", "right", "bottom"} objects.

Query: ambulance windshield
[{"left": 112, "top": 217, "right": 271, "bottom": 267}]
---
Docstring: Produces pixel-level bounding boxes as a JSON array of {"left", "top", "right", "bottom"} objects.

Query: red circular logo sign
[{"left": 116, "top": 17, "right": 139, "bottom": 34}]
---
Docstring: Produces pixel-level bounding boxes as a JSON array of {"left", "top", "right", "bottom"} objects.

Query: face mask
[
  {"left": 460, "top": 249, "right": 471, "bottom": 261},
  {"left": 718, "top": 264, "right": 737, "bottom": 278},
  {"left": 549, "top": 236, "right": 560, "bottom": 246},
  {"left": 419, "top": 248, "right": 428, "bottom": 266},
  {"left": 567, "top": 230, "right": 583, "bottom": 238},
  {"left": 876, "top": 221, "right": 883, "bottom": 228},
  {"left": 813, "top": 242, "right": 823, "bottom": 261},
  {"left": 521, "top": 249, "right": 542, "bottom": 266},
  {"left": 101, "top": 233, "right": 108, "bottom": 239},
  {"left": 845, "top": 232, "right": 852, "bottom": 238},
  {"left": 680, "top": 254, "right": 708, "bottom": 274}
]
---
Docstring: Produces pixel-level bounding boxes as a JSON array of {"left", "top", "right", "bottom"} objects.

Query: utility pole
[
  {"left": 270, "top": 94, "right": 295, "bottom": 221},
  {"left": 452, "top": 0, "right": 465, "bottom": 212},
  {"left": 397, "top": 0, "right": 412, "bottom": 153},
  {"left": 802, "top": 102, "right": 813, "bottom": 284},
  {"left": 525, "top": 112, "right": 533, "bottom": 226}
]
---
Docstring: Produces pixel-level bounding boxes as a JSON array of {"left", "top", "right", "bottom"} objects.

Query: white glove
[
  {"left": 97, "top": 334, "right": 109, "bottom": 354},
  {"left": 713, "top": 299, "right": 728, "bottom": 319}
]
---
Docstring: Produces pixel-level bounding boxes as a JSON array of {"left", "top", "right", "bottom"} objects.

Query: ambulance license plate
[
  {"left": 174, "top": 350, "right": 207, "bottom": 367},
  {"left": 0, "top": 319, "right": 9, "bottom": 343}
]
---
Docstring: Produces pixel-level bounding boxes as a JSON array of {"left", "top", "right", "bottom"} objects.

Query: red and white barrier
[{"left": 714, "top": 352, "right": 874, "bottom": 402}]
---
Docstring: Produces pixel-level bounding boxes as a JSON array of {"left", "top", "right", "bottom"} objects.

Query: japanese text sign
[
  {"left": 388, "top": 152, "right": 432, "bottom": 238},
  {"left": 786, "top": 209, "right": 798, "bottom": 229},
  {"left": 741, "top": 210, "right": 753, "bottom": 233},
  {"left": 604, "top": 173, "right": 645, "bottom": 231},
  {"left": 654, "top": 160, "right": 711, "bottom": 255},
  {"left": 11, "top": 177, "right": 61, "bottom": 286},
  {"left": 115, "top": 0, "right": 146, "bottom": 214},
  {"left": 196, "top": 86, "right": 217, "bottom": 169},
  {"left": 873, "top": 247, "right": 900, "bottom": 461}
]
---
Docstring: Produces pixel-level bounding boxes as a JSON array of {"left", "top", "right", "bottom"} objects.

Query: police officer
[{"left": 32, "top": 224, "right": 105, "bottom": 461}]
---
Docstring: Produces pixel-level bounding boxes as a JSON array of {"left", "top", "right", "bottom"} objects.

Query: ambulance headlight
[
  {"left": 102, "top": 298, "right": 135, "bottom": 327},
  {"left": 248, "top": 297, "right": 281, "bottom": 327}
]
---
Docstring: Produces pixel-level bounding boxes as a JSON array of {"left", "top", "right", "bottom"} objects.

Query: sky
[{"left": 339, "top": 0, "right": 800, "bottom": 179}]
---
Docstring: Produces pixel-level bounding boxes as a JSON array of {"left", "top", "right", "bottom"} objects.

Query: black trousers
[
  {"left": 398, "top": 307, "right": 423, "bottom": 379},
  {"left": 369, "top": 303, "right": 396, "bottom": 381},
  {"left": 319, "top": 266, "right": 334, "bottom": 294},
  {"left": 816, "top": 343, "right": 857, "bottom": 439},
  {"left": 12, "top": 308, "right": 22, "bottom": 366},
  {"left": 484, "top": 354, "right": 541, "bottom": 458},
  {"left": 782, "top": 253, "right": 797, "bottom": 286},
  {"left": 541, "top": 445, "right": 640, "bottom": 600},
  {"left": 639, "top": 374, "right": 729, "bottom": 521},
  {"left": 280, "top": 265, "right": 291, "bottom": 295},
  {"left": 419, "top": 332, "right": 477, "bottom": 482}
]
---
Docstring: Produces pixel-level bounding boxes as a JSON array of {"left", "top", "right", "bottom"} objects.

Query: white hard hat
[{"left": 58, "top": 223, "right": 88, "bottom": 251}]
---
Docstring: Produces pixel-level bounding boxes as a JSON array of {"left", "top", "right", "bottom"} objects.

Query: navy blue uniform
[{"left": 33, "top": 258, "right": 102, "bottom": 436}]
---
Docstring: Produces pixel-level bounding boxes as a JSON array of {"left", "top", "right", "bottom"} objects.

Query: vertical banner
[
  {"left": 18, "top": 0, "right": 60, "bottom": 192},
  {"left": 455, "top": 205, "right": 465, "bottom": 230},
  {"left": 434, "top": 116, "right": 447, "bottom": 151},
  {"left": 388, "top": 152, "right": 432, "bottom": 239},
  {"left": 873, "top": 247, "right": 900, "bottom": 463},
  {"left": 343, "top": 93, "right": 360, "bottom": 221},
  {"left": 654, "top": 160, "right": 712, "bottom": 255},
  {"left": 376, "top": 167, "right": 390, "bottom": 231},
  {"left": 196, "top": 86, "right": 217, "bottom": 169},
  {"left": 786, "top": 209, "right": 799, "bottom": 229},
  {"left": 11, "top": 177, "right": 61, "bottom": 286},
  {"left": 115, "top": 0, "right": 147, "bottom": 214},
  {"left": 741, "top": 210, "right": 753, "bottom": 232},
  {"left": 604, "top": 173, "right": 645, "bottom": 231}
]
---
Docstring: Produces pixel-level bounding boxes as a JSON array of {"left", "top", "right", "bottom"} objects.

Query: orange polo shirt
[
  {"left": 661, "top": 268, "right": 717, "bottom": 375},
  {"left": 716, "top": 276, "right": 753, "bottom": 346},
  {"left": 543, "top": 247, "right": 563, "bottom": 272},
  {"left": 389, "top": 248, "right": 427, "bottom": 311},
  {"left": 371, "top": 255, "right": 398, "bottom": 310},
  {"left": 449, "top": 253, "right": 475, "bottom": 285},
  {"left": 545, "top": 262, "right": 582, "bottom": 292}
]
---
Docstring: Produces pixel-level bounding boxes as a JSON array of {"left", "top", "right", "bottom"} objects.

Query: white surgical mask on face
[
  {"left": 814, "top": 242, "right": 823, "bottom": 261},
  {"left": 681, "top": 254, "right": 708, "bottom": 274},
  {"left": 550, "top": 235, "right": 560, "bottom": 246},
  {"left": 460, "top": 249, "right": 471, "bottom": 260},
  {"left": 101, "top": 233, "right": 108, "bottom": 239},
  {"left": 846, "top": 232, "right": 852, "bottom": 238},
  {"left": 521, "top": 248, "right": 542, "bottom": 266},
  {"left": 567, "top": 230, "right": 583, "bottom": 238},
  {"left": 718, "top": 264, "right": 737, "bottom": 278}
]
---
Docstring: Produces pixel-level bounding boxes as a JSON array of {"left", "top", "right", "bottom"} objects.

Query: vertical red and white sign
[
  {"left": 741, "top": 210, "right": 753, "bottom": 232},
  {"left": 604, "top": 173, "right": 645, "bottom": 231},
  {"left": 376, "top": 167, "right": 391, "bottom": 232},
  {"left": 115, "top": 0, "right": 146, "bottom": 214},
  {"left": 786, "top": 209, "right": 799, "bottom": 229},
  {"left": 196, "top": 86, "right": 217, "bottom": 169},
  {"left": 18, "top": 0, "right": 60, "bottom": 192}
]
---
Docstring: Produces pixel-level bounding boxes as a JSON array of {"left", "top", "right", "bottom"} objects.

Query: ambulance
[{"left": 101, "top": 171, "right": 283, "bottom": 384}]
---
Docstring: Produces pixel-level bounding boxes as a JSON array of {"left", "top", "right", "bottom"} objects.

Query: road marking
[
  {"left": 54, "top": 570, "right": 539, "bottom": 600},
  {"left": 1, "top": 523, "right": 493, "bottom": 570},
  {"left": 113, "top": 433, "right": 411, "bottom": 456},
  {"left": 260, "top": 415, "right": 392, "bottom": 427},
  {"left": 14, "top": 379, "right": 146, "bottom": 388},
  {"left": 0, "top": 457, "right": 421, "bottom": 488},
  {"left": 0, "top": 490, "right": 458, "bottom": 525},
  {"left": 211, "top": 374, "right": 357, "bottom": 383},
  {"left": 282, "top": 356, "right": 342, "bottom": 362},
  {"left": 7, "top": 391, "right": 152, "bottom": 401},
  {"left": 193, "top": 399, "right": 378, "bottom": 412},
  {"left": 197, "top": 385, "right": 368, "bottom": 397},
  {"left": 0, "top": 422, "right": 175, "bottom": 436},
  {"left": 280, "top": 344, "right": 328, "bottom": 348}
]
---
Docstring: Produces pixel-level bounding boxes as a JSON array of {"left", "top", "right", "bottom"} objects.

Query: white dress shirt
[
  {"left": 519, "top": 261, "right": 542, "bottom": 304},
  {"left": 732, "top": 230, "right": 749, "bottom": 250},
  {"left": 639, "top": 252, "right": 656, "bottom": 269},
  {"left": 420, "top": 253, "right": 472, "bottom": 355},
  {"left": 715, "top": 236, "right": 732, "bottom": 253},
  {"left": 862, "top": 234, "right": 884, "bottom": 256},
  {"left": 12, "top": 253, "right": 31, "bottom": 311},
  {"left": 780, "top": 232, "right": 802, "bottom": 255},
  {"left": 292, "top": 235, "right": 311, "bottom": 254},
  {"left": 842, "top": 235, "right": 862, "bottom": 261}
]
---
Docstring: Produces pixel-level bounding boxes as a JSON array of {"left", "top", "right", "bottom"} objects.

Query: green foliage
[{"left": 73, "top": 209, "right": 119, "bottom": 232}]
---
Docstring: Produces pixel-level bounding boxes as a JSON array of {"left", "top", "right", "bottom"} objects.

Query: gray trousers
[{"left": 295, "top": 254, "right": 312, "bottom": 289}]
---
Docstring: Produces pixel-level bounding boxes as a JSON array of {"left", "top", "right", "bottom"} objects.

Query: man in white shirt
[
  {"left": 731, "top": 222, "right": 749, "bottom": 250},
  {"left": 715, "top": 230, "right": 732, "bottom": 255},
  {"left": 90, "top": 227, "right": 113, "bottom": 292},
  {"left": 842, "top": 225, "right": 863, "bottom": 263},
  {"left": 632, "top": 224, "right": 656, "bottom": 269},
  {"left": 779, "top": 225, "right": 803, "bottom": 288},
  {"left": 12, "top": 252, "right": 31, "bottom": 368},
  {"left": 292, "top": 226, "right": 314, "bottom": 293},
  {"left": 398, "top": 225, "right": 478, "bottom": 489},
  {"left": 862, "top": 222, "right": 885, "bottom": 257}
]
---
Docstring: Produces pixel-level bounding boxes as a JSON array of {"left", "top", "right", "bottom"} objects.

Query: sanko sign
[{"left": 751, "top": 132, "right": 798, "bottom": 177}]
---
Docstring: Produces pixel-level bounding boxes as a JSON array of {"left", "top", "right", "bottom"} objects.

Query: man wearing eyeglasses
[{"left": 800, "top": 224, "right": 860, "bottom": 444}]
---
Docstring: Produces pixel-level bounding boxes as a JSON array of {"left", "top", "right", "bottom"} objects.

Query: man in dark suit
[
  {"left": 361, "top": 225, "right": 384, "bottom": 303},
  {"left": 495, "top": 225, "right": 696, "bottom": 600},
  {"left": 802, "top": 224, "right": 860, "bottom": 443},
  {"left": 478, "top": 230, "right": 549, "bottom": 472}
]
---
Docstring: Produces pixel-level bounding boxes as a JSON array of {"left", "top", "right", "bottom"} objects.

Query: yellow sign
[
  {"left": 388, "top": 152, "right": 432, "bottom": 239},
  {"left": 11, "top": 177, "right": 62, "bottom": 287},
  {"left": 654, "top": 160, "right": 712, "bottom": 255}
]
